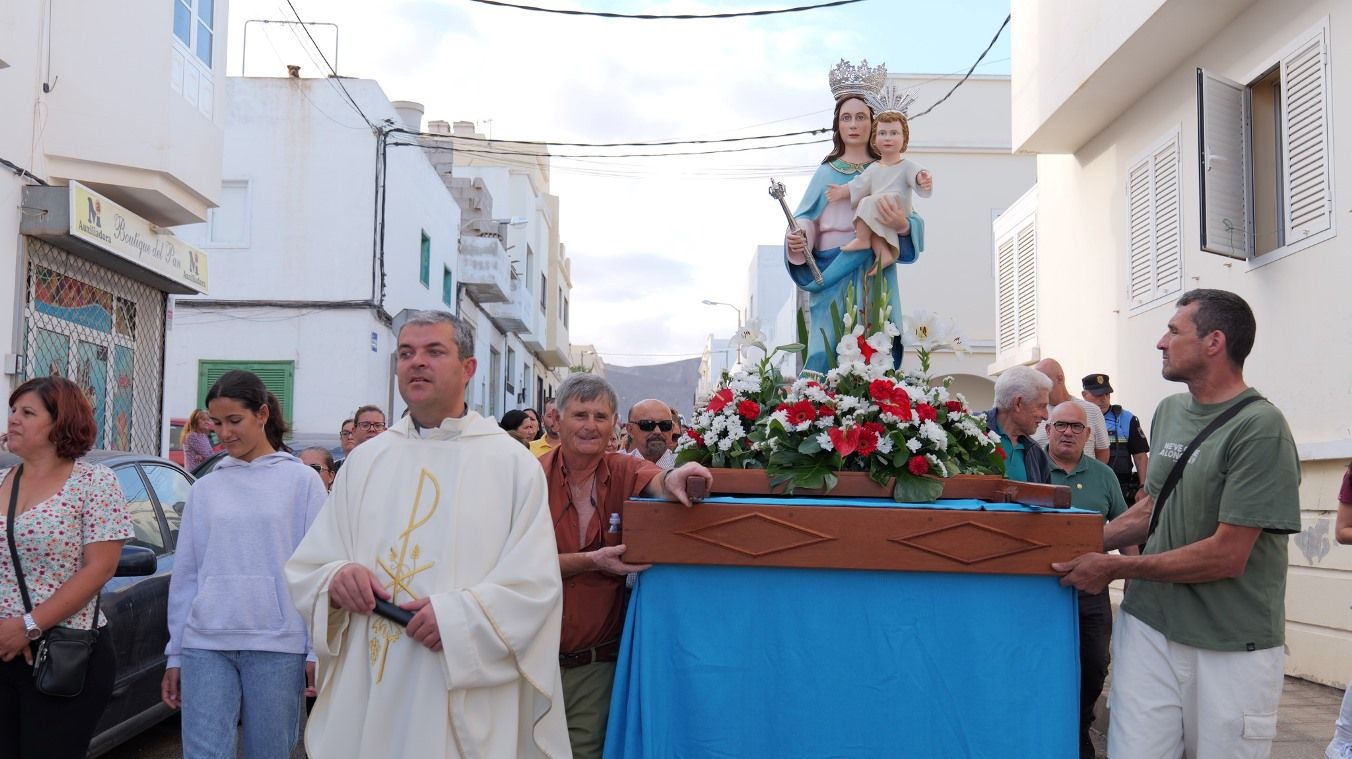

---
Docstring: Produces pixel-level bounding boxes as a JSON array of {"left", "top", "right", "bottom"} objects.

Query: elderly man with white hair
[{"left": 983, "top": 365, "right": 1053, "bottom": 484}]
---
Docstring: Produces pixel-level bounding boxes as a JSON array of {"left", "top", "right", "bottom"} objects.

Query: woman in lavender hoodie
[{"left": 160, "top": 371, "right": 327, "bottom": 758}]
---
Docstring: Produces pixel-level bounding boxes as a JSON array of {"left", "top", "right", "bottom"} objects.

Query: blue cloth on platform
[
  {"left": 786, "top": 162, "right": 925, "bottom": 375},
  {"left": 603, "top": 501, "right": 1081, "bottom": 759}
]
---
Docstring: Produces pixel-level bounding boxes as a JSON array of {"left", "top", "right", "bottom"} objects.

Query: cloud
[{"left": 226, "top": 0, "right": 1013, "bottom": 365}]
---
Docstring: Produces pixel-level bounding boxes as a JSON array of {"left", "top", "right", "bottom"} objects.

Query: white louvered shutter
[
  {"left": 1197, "top": 68, "right": 1251, "bottom": 258},
  {"left": 1015, "top": 221, "right": 1037, "bottom": 346},
  {"left": 996, "top": 235, "right": 1017, "bottom": 354},
  {"left": 1127, "top": 160, "right": 1154, "bottom": 307},
  {"left": 1280, "top": 30, "right": 1332, "bottom": 242},
  {"left": 1152, "top": 138, "right": 1183, "bottom": 299}
]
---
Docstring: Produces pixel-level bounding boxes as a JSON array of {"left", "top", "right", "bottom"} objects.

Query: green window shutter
[
  {"left": 420, "top": 231, "right": 431, "bottom": 287},
  {"left": 442, "top": 266, "right": 453, "bottom": 305},
  {"left": 197, "top": 360, "right": 295, "bottom": 426}
]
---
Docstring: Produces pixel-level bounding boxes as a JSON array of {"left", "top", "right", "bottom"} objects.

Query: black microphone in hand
[{"left": 373, "top": 598, "right": 414, "bottom": 627}]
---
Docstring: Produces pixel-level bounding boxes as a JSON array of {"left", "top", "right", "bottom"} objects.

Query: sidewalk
[{"left": 1089, "top": 675, "right": 1345, "bottom": 757}]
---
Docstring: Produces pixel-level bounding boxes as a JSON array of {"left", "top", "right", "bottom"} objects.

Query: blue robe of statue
[{"left": 785, "top": 161, "right": 925, "bottom": 374}]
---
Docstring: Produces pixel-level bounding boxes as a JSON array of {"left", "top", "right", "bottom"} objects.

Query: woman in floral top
[{"left": 0, "top": 376, "right": 134, "bottom": 757}]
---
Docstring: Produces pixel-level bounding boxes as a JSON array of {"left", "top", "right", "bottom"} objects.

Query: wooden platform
[{"left": 623, "top": 472, "right": 1099, "bottom": 576}]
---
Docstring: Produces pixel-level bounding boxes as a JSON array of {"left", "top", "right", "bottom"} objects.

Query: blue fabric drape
[{"left": 604, "top": 502, "right": 1081, "bottom": 759}]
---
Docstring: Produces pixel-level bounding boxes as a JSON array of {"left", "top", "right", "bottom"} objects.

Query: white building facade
[
  {"left": 1008, "top": 0, "right": 1352, "bottom": 686},
  {"left": 2, "top": 0, "right": 225, "bottom": 454},
  {"left": 165, "top": 77, "right": 462, "bottom": 440},
  {"left": 423, "top": 120, "right": 573, "bottom": 416}
]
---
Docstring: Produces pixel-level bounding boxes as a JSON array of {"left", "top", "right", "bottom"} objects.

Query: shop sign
[{"left": 69, "top": 181, "right": 209, "bottom": 293}]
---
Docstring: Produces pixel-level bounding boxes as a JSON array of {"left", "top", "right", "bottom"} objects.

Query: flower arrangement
[{"left": 678, "top": 281, "right": 1005, "bottom": 502}]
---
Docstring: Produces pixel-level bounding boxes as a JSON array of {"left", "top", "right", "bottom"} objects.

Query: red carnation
[
  {"left": 737, "top": 399, "right": 761, "bottom": 420},
  {"left": 945, "top": 400, "right": 964, "bottom": 413},
  {"left": 785, "top": 400, "right": 817, "bottom": 426},
  {"left": 707, "top": 388, "right": 734, "bottom": 414},
  {"left": 916, "top": 403, "right": 938, "bottom": 423},
  {"left": 908, "top": 455, "right": 930, "bottom": 476},
  {"left": 687, "top": 429, "right": 704, "bottom": 446},
  {"left": 818, "top": 404, "right": 835, "bottom": 418},
  {"left": 869, "top": 379, "right": 895, "bottom": 401}
]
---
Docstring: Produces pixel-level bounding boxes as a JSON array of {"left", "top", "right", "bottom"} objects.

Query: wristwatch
[{"left": 21, "top": 613, "right": 41, "bottom": 641}]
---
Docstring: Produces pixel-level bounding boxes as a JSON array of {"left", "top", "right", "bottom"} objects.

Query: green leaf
[
  {"left": 773, "top": 343, "right": 805, "bottom": 354},
  {"left": 892, "top": 474, "right": 944, "bottom": 503},
  {"left": 797, "top": 436, "right": 822, "bottom": 454},
  {"left": 830, "top": 300, "right": 845, "bottom": 344},
  {"left": 819, "top": 328, "right": 838, "bottom": 370},
  {"left": 796, "top": 309, "right": 810, "bottom": 363}
]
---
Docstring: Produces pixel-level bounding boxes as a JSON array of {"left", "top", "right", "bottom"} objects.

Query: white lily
[{"left": 728, "top": 319, "right": 768, "bottom": 353}]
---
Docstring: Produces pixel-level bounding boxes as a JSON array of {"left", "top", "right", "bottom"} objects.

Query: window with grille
[
  {"left": 23, "top": 239, "right": 166, "bottom": 454},
  {"left": 1197, "top": 20, "right": 1333, "bottom": 261},
  {"left": 1127, "top": 131, "right": 1183, "bottom": 313}
]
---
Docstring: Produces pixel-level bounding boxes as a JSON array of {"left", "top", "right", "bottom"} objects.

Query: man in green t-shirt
[
  {"left": 1044, "top": 401, "right": 1127, "bottom": 759},
  {"left": 1052, "top": 289, "right": 1300, "bottom": 759}
]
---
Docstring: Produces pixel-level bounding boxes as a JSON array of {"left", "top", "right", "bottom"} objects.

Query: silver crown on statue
[
  {"left": 875, "top": 84, "right": 917, "bottom": 119},
  {"left": 828, "top": 58, "right": 888, "bottom": 109}
]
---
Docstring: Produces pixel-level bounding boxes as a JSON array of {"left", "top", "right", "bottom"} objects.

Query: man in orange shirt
[{"left": 540, "top": 373, "right": 712, "bottom": 759}]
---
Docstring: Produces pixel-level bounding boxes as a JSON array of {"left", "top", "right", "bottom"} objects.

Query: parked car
[{"left": 0, "top": 450, "right": 192, "bottom": 757}]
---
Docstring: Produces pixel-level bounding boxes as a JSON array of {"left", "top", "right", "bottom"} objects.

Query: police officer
[{"left": 1081, "top": 373, "right": 1150, "bottom": 503}]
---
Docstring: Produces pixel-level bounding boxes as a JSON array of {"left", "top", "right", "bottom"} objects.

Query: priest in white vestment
[{"left": 287, "top": 311, "right": 571, "bottom": 759}]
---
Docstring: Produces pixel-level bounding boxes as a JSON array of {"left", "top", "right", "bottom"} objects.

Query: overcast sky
[{"left": 225, "top": 0, "right": 1012, "bottom": 365}]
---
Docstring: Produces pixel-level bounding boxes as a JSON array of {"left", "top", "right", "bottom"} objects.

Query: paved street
[
  {"left": 101, "top": 676, "right": 1343, "bottom": 758},
  {"left": 1089, "top": 675, "right": 1344, "bottom": 758}
]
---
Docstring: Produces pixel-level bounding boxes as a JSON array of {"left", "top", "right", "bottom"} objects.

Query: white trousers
[{"left": 1107, "top": 610, "right": 1284, "bottom": 759}]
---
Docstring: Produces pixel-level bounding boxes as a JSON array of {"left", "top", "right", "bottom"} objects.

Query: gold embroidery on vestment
[{"left": 369, "top": 468, "right": 439, "bottom": 683}]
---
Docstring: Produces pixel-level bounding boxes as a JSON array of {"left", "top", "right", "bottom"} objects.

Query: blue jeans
[{"left": 181, "top": 648, "right": 305, "bottom": 759}]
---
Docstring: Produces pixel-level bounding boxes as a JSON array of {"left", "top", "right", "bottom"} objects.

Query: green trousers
[{"left": 560, "top": 661, "right": 617, "bottom": 759}]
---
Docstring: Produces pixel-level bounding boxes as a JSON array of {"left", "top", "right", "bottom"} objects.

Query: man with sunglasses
[
  {"left": 298, "top": 446, "right": 335, "bottom": 491},
  {"left": 1044, "top": 401, "right": 1128, "bottom": 759},
  {"left": 625, "top": 399, "right": 677, "bottom": 469}
]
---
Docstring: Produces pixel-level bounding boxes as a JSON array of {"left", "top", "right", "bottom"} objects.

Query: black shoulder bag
[
  {"left": 1142, "top": 395, "right": 1266, "bottom": 548},
  {"left": 6, "top": 465, "right": 101, "bottom": 698}
]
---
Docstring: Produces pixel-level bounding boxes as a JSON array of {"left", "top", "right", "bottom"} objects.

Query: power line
[
  {"left": 909, "top": 14, "right": 1010, "bottom": 120},
  {"left": 388, "top": 125, "right": 829, "bottom": 148},
  {"left": 391, "top": 136, "right": 829, "bottom": 159},
  {"left": 467, "top": 0, "right": 866, "bottom": 20},
  {"left": 282, "top": 0, "right": 377, "bottom": 131},
  {"left": 0, "top": 156, "right": 48, "bottom": 185}
]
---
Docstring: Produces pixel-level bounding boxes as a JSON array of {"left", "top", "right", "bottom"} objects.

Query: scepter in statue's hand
[{"left": 770, "top": 179, "right": 824, "bottom": 285}]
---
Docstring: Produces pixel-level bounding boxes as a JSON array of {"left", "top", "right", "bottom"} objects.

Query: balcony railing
[{"left": 457, "top": 236, "right": 511, "bottom": 303}]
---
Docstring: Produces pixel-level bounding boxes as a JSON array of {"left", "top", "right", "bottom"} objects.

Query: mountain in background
[{"left": 603, "top": 358, "right": 702, "bottom": 422}]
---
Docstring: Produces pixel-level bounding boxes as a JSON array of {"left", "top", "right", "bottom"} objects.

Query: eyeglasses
[
  {"left": 632, "top": 420, "right": 673, "bottom": 432},
  {"left": 356, "top": 421, "right": 386, "bottom": 432},
  {"left": 339, "top": 431, "right": 354, "bottom": 439},
  {"left": 307, "top": 464, "right": 331, "bottom": 474},
  {"left": 1051, "top": 421, "right": 1087, "bottom": 433}
]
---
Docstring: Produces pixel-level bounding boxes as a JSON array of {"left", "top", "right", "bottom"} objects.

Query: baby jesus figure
[{"left": 825, "top": 110, "right": 933, "bottom": 275}]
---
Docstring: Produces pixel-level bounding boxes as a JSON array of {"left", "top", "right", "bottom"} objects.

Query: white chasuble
[{"left": 287, "top": 413, "right": 570, "bottom": 759}]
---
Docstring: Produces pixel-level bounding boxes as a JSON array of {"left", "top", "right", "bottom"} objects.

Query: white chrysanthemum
[
  {"left": 986, "top": 431, "right": 1002, "bottom": 446},
  {"left": 717, "top": 437, "right": 735, "bottom": 451},
  {"left": 931, "top": 385, "right": 950, "bottom": 403},
  {"left": 725, "top": 417, "right": 746, "bottom": 440},
  {"left": 816, "top": 432, "right": 834, "bottom": 451},
  {"left": 920, "top": 420, "right": 949, "bottom": 449},
  {"left": 814, "top": 417, "right": 835, "bottom": 430},
  {"left": 876, "top": 436, "right": 895, "bottom": 455},
  {"left": 710, "top": 415, "right": 727, "bottom": 433},
  {"left": 927, "top": 454, "right": 948, "bottom": 478},
  {"left": 769, "top": 410, "right": 790, "bottom": 428},
  {"left": 906, "top": 437, "right": 922, "bottom": 452}
]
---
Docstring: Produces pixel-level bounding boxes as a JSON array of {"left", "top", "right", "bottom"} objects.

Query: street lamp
[
  {"left": 701, "top": 299, "right": 743, "bottom": 372},
  {"left": 700, "top": 299, "right": 742, "bottom": 329}
]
